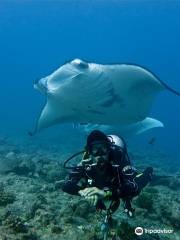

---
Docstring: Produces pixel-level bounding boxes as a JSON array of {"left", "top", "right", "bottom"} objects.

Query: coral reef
[
  {"left": 0, "top": 183, "right": 15, "bottom": 206},
  {"left": 0, "top": 138, "right": 179, "bottom": 240},
  {"left": 135, "top": 192, "right": 154, "bottom": 211},
  {"left": 117, "top": 221, "right": 137, "bottom": 240},
  {"left": 3, "top": 214, "right": 28, "bottom": 233}
]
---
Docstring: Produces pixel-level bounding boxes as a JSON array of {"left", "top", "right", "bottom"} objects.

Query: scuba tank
[{"left": 107, "top": 135, "right": 130, "bottom": 166}]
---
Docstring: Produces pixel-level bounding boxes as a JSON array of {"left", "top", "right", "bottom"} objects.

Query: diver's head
[{"left": 86, "top": 130, "right": 110, "bottom": 168}]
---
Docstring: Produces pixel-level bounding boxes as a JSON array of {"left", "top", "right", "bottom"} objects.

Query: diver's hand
[
  {"left": 85, "top": 195, "right": 99, "bottom": 206},
  {"left": 79, "top": 187, "right": 106, "bottom": 206},
  {"left": 79, "top": 187, "right": 106, "bottom": 199},
  {"left": 77, "top": 158, "right": 92, "bottom": 166}
]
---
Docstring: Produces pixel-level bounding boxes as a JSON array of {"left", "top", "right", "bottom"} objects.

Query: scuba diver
[{"left": 62, "top": 130, "right": 153, "bottom": 217}]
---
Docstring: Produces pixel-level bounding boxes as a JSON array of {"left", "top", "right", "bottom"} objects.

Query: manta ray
[{"left": 32, "top": 58, "right": 180, "bottom": 135}]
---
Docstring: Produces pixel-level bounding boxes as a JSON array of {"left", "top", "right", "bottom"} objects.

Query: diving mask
[{"left": 90, "top": 142, "right": 110, "bottom": 157}]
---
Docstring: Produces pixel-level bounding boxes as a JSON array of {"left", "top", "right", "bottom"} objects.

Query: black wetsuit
[{"left": 62, "top": 146, "right": 152, "bottom": 211}]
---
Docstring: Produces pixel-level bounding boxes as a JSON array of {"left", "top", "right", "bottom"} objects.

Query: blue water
[{"left": 0, "top": 1, "right": 180, "bottom": 156}]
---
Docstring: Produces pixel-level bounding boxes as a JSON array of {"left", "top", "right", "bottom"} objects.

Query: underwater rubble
[{"left": 0, "top": 137, "right": 179, "bottom": 240}]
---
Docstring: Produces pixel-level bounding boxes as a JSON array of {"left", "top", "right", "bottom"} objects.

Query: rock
[
  {"left": 117, "top": 221, "right": 137, "bottom": 240},
  {"left": 74, "top": 200, "right": 94, "bottom": 218},
  {"left": 135, "top": 192, "right": 154, "bottom": 212},
  {"left": 51, "top": 224, "right": 63, "bottom": 233},
  {"left": 35, "top": 210, "right": 55, "bottom": 227},
  {"left": 0, "top": 183, "right": 16, "bottom": 206},
  {"left": 21, "top": 232, "right": 38, "bottom": 240},
  {"left": 3, "top": 215, "right": 28, "bottom": 233},
  {"left": 168, "top": 177, "right": 180, "bottom": 190},
  {"left": 5, "top": 151, "right": 15, "bottom": 159},
  {"left": 55, "top": 180, "right": 65, "bottom": 190},
  {"left": 0, "top": 152, "right": 19, "bottom": 174},
  {"left": 13, "top": 159, "right": 36, "bottom": 175},
  {"left": 0, "top": 151, "right": 36, "bottom": 176}
]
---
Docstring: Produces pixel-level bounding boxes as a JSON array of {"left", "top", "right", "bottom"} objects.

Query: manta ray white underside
[{"left": 32, "top": 59, "right": 180, "bottom": 136}]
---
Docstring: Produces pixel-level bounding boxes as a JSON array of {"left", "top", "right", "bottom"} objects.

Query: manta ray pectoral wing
[
  {"left": 127, "top": 117, "right": 164, "bottom": 135},
  {"left": 35, "top": 98, "right": 75, "bottom": 132},
  {"left": 80, "top": 117, "right": 164, "bottom": 136}
]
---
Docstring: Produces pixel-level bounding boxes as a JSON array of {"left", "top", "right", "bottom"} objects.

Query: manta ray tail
[
  {"left": 158, "top": 79, "right": 180, "bottom": 96},
  {"left": 140, "top": 64, "right": 180, "bottom": 96}
]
